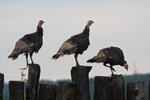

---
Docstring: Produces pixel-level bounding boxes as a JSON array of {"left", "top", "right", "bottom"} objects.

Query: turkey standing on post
[
  {"left": 52, "top": 20, "right": 94, "bottom": 66},
  {"left": 8, "top": 20, "right": 44, "bottom": 67},
  {"left": 87, "top": 46, "right": 128, "bottom": 74}
]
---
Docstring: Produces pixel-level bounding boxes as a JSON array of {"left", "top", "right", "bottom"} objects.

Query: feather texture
[
  {"left": 8, "top": 20, "right": 44, "bottom": 63},
  {"left": 52, "top": 20, "right": 94, "bottom": 62},
  {"left": 87, "top": 46, "right": 127, "bottom": 66},
  {"left": 52, "top": 41, "right": 77, "bottom": 59},
  {"left": 8, "top": 39, "right": 34, "bottom": 60}
]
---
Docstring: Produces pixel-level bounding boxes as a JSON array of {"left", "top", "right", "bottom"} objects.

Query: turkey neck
[
  {"left": 36, "top": 25, "right": 43, "bottom": 37},
  {"left": 82, "top": 25, "right": 90, "bottom": 37}
]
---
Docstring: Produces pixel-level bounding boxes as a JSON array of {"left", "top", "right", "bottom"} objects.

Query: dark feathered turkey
[
  {"left": 52, "top": 20, "right": 94, "bottom": 66},
  {"left": 87, "top": 46, "right": 128, "bottom": 74},
  {"left": 8, "top": 20, "right": 44, "bottom": 67}
]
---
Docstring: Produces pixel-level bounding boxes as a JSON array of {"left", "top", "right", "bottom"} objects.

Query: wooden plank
[
  {"left": 71, "top": 66, "right": 92, "bottom": 100},
  {"left": 0, "top": 73, "right": 4, "bottom": 100},
  {"left": 9, "top": 81, "right": 24, "bottom": 100},
  {"left": 39, "top": 84, "right": 57, "bottom": 100},
  {"left": 57, "top": 82, "right": 75, "bottom": 100},
  {"left": 94, "top": 75, "right": 125, "bottom": 100},
  {"left": 26, "top": 64, "right": 41, "bottom": 100},
  {"left": 127, "top": 81, "right": 145, "bottom": 100}
]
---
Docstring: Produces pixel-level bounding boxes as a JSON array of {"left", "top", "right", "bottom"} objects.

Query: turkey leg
[{"left": 74, "top": 54, "right": 80, "bottom": 66}]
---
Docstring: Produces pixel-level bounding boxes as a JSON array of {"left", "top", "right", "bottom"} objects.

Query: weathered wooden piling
[
  {"left": 149, "top": 81, "right": 150, "bottom": 100},
  {"left": 39, "top": 84, "right": 57, "bottom": 100},
  {"left": 127, "top": 81, "right": 145, "bottom": 100},
  {"left": 26, "top": 64, "right": 41, "bottom": 100},
  {"left": 9, "top": 81, "right": 24, "bottom": 100},
  {"left": 71, "top": 66, "right": 92, "bottom": 100},
  {"left": 0, "top": 73, "right": 4, "bottom": 100},
  {"left": 94, "top": 75, "right": 125, "bottom": 100},
  {"left": 111, "top": 75, "right": 125, "bottom": 100},
  {"left": 57, "top": 82, "right": 75, "bottom": 100},
  {"left": 94, "top": 76, "right": 111, "bottom": 100}
]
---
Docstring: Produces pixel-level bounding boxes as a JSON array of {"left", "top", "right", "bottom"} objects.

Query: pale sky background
[{"left": 0, "top": 0, "right": 150, "bottom": 82}]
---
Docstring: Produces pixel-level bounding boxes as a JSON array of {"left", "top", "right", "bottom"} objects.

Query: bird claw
[
  {"left": 76, "top": 63, "right": 80, "bottom": 67},
  {"left": 26, "top": 64, "right": 29, "bottom": 68},
  {"left": 27, "top": 63, "right": 32, "bottom": 67},
  {"left": 110, "top": 67, "right": 116, "bottom": 72}
]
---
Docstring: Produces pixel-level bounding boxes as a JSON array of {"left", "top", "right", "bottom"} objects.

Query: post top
[
  {"left": 28, "top": 63, "right": 40, "bottom": 67},
  {"left": 72, "top": 66, "right": 92, "bottom": 69},
  {"left": 71, "top": 66, "right": 92, "bottom": 73},
  {"left": 95, "top": 74, "right": 123, "bottom": 78}
]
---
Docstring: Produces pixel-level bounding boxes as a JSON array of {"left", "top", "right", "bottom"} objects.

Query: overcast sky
[{"left": 1, "top": 0, "right": 150, "bottom": 82}]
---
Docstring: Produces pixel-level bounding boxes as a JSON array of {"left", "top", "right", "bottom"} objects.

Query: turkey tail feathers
[
  {"left": 87, "top": 58, "right": 96, "bottom": 63},
  {"left": 52, "top": 53, "right": 60, "bottom": 59},
  {"left": 87, "top": 56, "right": 105, "bottom": 63},
  {"left": 8, "top": 50, "right": 19, "bottom": 60}
]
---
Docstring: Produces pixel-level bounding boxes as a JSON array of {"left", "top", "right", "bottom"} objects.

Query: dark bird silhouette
[
  {"left": 8, "top": 20, "right": 44, "bottom": 67},
  {"left": 87, "top": 46, "right": 128, "bottom": 74},
  {"left": 52, "top": 20, "right": 94, "bottom": 66}
]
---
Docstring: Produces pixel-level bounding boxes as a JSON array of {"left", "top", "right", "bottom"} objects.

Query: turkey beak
[
  {"left": 90, "top": 21, "right": 94, "bottom": 25},
  {"left": 88, "top": 20, "right": 94, "bottom": 25},
  {"left": 124, "top": 63, "right": 128, "bottom": 71},
  {"left": 41, "top": 21, "right": 45, "bottom": 25},
  {"left": 39, "top": 20, "right": 45, "bottom": 25}
]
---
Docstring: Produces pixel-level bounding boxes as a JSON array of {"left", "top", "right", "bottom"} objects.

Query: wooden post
[
  {"left": 94, "top": 76, "right": 111, "bottom": 100},
  {"left": 26, "top": 64, "right": 41, "bottom": 100},
  {"left": 127, "top": 81, "right": 145, "bottom": 100},
  {"left": 57, "top": 82, "right": 75, "bottom": 100},
  {"left": 9, "top": 81, "right": 24, "bottom": 100},
  {"left": 94, "top": 75, "right": 125, "bottom": 100},
  {"left": 111, "top": 75, "right": 125, "bottom": 100},
  {"left": 39, "top": 84, "right": 57, "bottom": 100},
  {"left": 71, "top": 66, "right": 92, "bottom": 100},
  {"left": 0, "top": 73, "right": 4, "bottom": 100},
  {"left": 149, "top": 81, "right": 150, "bottom": 100}
]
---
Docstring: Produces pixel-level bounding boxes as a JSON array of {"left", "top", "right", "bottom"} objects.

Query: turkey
[
  {"left": 8, "top": 20, "right": 44, "bottom": 67},
  {"left": 87, "top": 46, "right": 128, "bottom": 74},
  {"left": 52, "top": 20, "right": 94, "bottom": 66}
]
